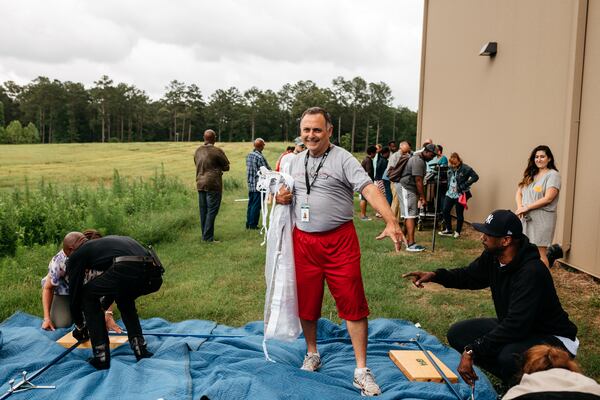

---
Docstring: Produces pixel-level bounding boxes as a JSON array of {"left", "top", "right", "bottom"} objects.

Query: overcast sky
[{"left": 0, "top": 0, "right": 424, "bottom": 110}]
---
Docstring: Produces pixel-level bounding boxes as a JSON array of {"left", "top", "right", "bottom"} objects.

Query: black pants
[
  {"left": 447, "top": 318, "right": 569, "bottom": 385},
  {"left": 442, "top": 196, "right": 465, "bottom": 233},
  {"left": 246, "top": 191, "right": 261, "bottom": 229},
  {"left": 198, "top": 191, "right": 222, "bottom": 241},
  {"left": 82, "top": 261, "right": 163, "bottom": 348}
]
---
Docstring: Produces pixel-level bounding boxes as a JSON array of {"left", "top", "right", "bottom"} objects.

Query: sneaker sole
[
  {"left": 353, "top": 380, "right": 381, "bottom": 397},
  {"left": 301, "top": 363, "right": 321, "bottom": 372},
  {"left": 406, "top": 247, "right": 425, "bottom": 252}
]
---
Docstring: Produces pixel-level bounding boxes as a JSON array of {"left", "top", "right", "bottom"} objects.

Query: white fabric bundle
[{"left": 256, "top": 166, "right": 301, "bottom": 361}]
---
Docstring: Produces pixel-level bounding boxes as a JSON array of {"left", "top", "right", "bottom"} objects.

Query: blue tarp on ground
[{"left": 0, "top": 312, "right": 497, "bottom": 399}]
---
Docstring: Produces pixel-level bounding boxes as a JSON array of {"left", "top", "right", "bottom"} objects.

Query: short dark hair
[
  {"left": 300, "top": 107, "right": 333, "bottom": 128},
  {"left": 366, "top": 145, "right": 377, "bottom": 155},
  {"left": 382, "top": 146, "right": 390, "bottom": 154},
  {"left": 286, "top": 146, "right": 294, "bottom": 152}
]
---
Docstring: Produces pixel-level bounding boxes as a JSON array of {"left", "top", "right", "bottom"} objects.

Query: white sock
[
  {"left": 307, "top": 351, "right": 320, "bottom": 357},
  {"left": 355, "top": 367, "right": 369, "bottom": 375}
]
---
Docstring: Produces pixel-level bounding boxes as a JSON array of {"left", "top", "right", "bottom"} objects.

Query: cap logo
[
  {"left": 485, "top": 214, "right": 494, "bottom": 224},
  {"left": 507, "top": 230, "right": 512, "bottom": 235}
]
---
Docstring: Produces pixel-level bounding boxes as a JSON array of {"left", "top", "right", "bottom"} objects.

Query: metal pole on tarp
[
  {"left": 372, "top": 337, "right": 466, "bottom": 400},
  {"left": 0, "top": 340, "right": 83, "bottom": 400},
  {"left": 411, "top": 338, "right": 466, "bottom": 400},
  {"left": 114, "top": 331, "right": 246, "bottom": 339}
]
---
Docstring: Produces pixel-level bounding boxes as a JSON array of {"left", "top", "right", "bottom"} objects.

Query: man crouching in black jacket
[
  {"left": 63, "top": 233, "right": 164, "bottom": 369},
  {"left": 404, "top": 209, "right": 577, "bottom": 386}
]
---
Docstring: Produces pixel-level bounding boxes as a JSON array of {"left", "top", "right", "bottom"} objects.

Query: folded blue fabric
[{"left": 0, "top": 312, "right": 496, "bottom": 399}]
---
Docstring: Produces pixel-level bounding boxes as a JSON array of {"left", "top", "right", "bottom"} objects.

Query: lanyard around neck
[{"left": 304, "top": 147, "right": 331, "bottom": 195}]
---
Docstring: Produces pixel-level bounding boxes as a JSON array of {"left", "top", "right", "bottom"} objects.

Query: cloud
[
  {"left": 0, "top": 0, "right": 423, "bottom": 109},
  {"left": 0, "top": 1, "right": 137, "bottom": 64}
]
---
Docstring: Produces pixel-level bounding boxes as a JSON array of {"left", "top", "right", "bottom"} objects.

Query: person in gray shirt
[
  {"left": 397, "top": 143, "right": 436, "bottom": 251},
  {"left": 276, "top": 107, "right": 405, "bottom": 397}
]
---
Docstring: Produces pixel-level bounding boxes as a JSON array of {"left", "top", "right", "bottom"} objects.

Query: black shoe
[
  {"left": 88, "top": 343, "right": 110, "bottom": 370},
  {"left": 130, "top": 336, "right": 153, "bottom": 361},
  {"left": 547, "top": 244, "right": 564, "bottom": 267}
]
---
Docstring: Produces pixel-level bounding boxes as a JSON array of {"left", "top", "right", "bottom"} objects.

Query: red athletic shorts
[{"left": 293, "top": 221, "right": 369, "bottom": 321}]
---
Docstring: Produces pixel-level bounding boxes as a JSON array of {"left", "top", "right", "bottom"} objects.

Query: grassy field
[{"left": 1, "top": 142, "right": 599, "bottom": 383}]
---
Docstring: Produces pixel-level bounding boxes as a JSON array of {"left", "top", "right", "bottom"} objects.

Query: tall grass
[{"left": 0, "top": 167, "right": 193, "bottom": 256}]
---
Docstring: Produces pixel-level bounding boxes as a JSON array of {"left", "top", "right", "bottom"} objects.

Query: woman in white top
[
  {"left": 515, "top": 145, "right": 561, "bottom": 268},
  {"left": 41, "top": 229, "right": 121, "bottom": 332},
  {"left": 503, "top": 345, "right": 600, "bottom": 400}
]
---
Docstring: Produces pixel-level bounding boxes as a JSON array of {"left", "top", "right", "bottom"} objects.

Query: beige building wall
[
  {"left": 419, "top": 0, "right": 600, "bottom": 277},
  {"left": 569, "top": 0, "right": 600, "bottom": 276}
]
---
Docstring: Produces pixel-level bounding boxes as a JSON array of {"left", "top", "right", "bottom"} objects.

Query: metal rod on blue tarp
[
  {"left": 411, "top": 339, "right": 465, "bottom": 400},
  {"left": 372, "top": 338, "right": 465, "bottom": 400},
  {"left": 0, "top": 340, "right": 83, "bottom": 400},
  {"left": 111, "top": 331, "right": 246, "bottom": 339}
]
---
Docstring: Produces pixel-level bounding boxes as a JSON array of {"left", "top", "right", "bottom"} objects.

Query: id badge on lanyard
[{"left": 301, "top": 202, "right": 310, "bottom": 222}]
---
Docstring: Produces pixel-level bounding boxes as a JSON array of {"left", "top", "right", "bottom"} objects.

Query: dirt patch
[{"left": 552, "top": 264, "right": 600, "bottom": 329}]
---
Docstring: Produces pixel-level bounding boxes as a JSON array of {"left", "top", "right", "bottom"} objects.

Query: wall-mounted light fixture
[{"left": 479, "top": 42, "right": 498, "bottom": 57}]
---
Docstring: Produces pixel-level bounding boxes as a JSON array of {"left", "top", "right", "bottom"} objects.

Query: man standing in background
[
  {"left": 246, "top": 138, "right": 271, "bottom": 229},
  {"left": 194, "top": 129, "right": 230, "bottom": 242},
  {"left": 398, "top": 143, "right": 436, "bottom": 251},
  {"left": 359, "top": 145, "right": 377, "bottom": 221}
]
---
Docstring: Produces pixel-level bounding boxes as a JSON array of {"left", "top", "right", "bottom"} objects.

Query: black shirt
[
  {"left": 66, "top": 235, "right": 149, "bottom": 326},
  {"left": 432, "top": 236, "right": 577, "bottom": 358}
]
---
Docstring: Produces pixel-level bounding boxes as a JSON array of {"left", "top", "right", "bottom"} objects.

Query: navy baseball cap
[
  {"left": 424, "top": 143, "right": 436, "bottom": 153},
  {"left": 472, "top": 210, "right": 523, "bottom": 238}
]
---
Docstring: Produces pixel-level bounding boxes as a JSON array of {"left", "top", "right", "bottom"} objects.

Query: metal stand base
[{"left": 6, "top": 371, "right": 55, "bottom": 395}]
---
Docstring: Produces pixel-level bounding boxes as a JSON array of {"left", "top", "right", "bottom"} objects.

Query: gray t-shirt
[
  {"left": 521, "top": 169, "right": 561, "bottom": 246},
  {"left": 399, "top": 153, "right": 426, "bottom": 193},
  {"left": 289, "top": 145, "right": 372, "bottom": 233},
  {"left": 522, "top": 169, "right": 561, "bottom": 212}
]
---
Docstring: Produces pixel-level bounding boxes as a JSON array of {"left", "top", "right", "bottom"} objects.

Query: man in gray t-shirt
[
  {"left": 277, "top": 107, "right": 404, "bottom": 397},
  {"left": 397, "top": 144, "right": 435, "bottom": 252}
]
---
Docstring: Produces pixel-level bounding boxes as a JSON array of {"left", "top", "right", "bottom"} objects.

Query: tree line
[{"left": 0, "top": 76, "right": 417, "bottom": 151}]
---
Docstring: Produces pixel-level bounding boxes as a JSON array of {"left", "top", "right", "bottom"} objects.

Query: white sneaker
[
  {"left": 406, "top": 243, "right": 426, "bottom": 252},
  {"left": 301, "top": 352, "right": 321, "bottom": 371},
  {"left": 353, "top": 368, "right": 381, "bottom": 396},
  {"left": 453, "top": 231, "right": 460, "bottom": 238}
]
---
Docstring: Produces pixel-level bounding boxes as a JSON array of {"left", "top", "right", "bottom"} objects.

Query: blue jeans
[
  {"left": 443, "top": 195, "right": 465, "bottom": 233},
  {"left": 383, "top": 180, "right": 393, "bottom": 205},
  {"left": 246, "top": 191, "right": 261, "bottom": 229},
  {"left": 198, "top": 191, "right": 222, "bottom": 241}
]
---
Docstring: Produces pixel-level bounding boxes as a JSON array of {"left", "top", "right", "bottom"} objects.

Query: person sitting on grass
[
  {"left": 503, "top": 345, "right": 600, "bottom": 399},
  {"left": 41, "top": 229, "right": 121, "bottom": 333},
  {"left": 403, "top": 209, "right": 578, "bottom": 387}
]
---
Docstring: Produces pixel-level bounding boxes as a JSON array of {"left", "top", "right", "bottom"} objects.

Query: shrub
[
  {"left": 0, "top": 169, "right": 191, "bottom": 257},
  {"left": 0, "top": 199, "right": 18, "bottom": 256}
]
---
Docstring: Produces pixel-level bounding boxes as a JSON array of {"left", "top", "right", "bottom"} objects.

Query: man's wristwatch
[{"left": 464, "top": 345, "right": 474, "bottom": 357}]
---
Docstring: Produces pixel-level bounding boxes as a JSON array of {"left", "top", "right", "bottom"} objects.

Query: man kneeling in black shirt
[
  {"left": 63, "top": 233, "right": 164, "bottom": 369},
  {"left": 403, "top": 210, "right": 578, "bottom": 386}
]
